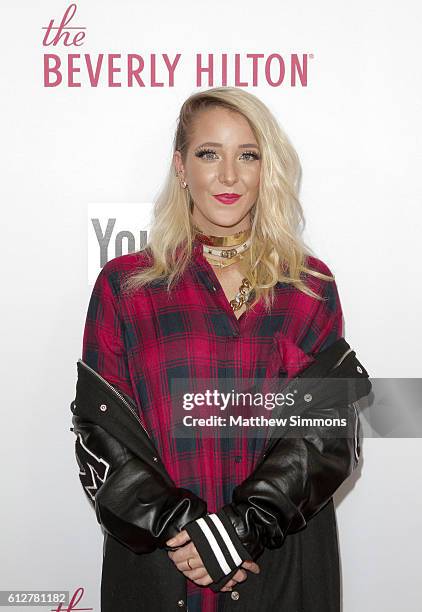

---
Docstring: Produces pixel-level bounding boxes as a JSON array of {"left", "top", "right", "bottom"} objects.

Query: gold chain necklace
[
  {"left": 230, "top": 278, "right": 255, "bottom": 311},
  {"left": 204, "top": 250, "right": 255, "bottom": 311}
]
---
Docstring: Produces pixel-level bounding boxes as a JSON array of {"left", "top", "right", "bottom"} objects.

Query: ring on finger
[{"left": 186, "top": 558, "right": 194, "bottom": 571}]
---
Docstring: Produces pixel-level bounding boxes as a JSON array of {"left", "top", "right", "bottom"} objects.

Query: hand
[
  {"left": 166, "top": 529, "right": 213, "bottom": 586},
  {"left": 166, "top": 530, "right": 260, "bottom": 590}
]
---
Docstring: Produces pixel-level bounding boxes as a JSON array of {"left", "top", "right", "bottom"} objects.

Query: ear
[{"left": 173, "top": 150, "right": 185, "bottom": 178}]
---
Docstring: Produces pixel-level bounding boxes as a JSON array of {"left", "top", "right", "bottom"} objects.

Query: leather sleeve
[
  {"left": 72, "top": 417, "right": 208, "bottom": 554},
  {"left": 184, "top": 346, "right": 372, "bottom": 579}
]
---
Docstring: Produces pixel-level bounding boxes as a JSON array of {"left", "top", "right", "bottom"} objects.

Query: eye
[
  {"left": 194, "top": 148, "right": 218, "bottom": 160},
  {"left": 194, "top": 148, "right": 261, "bottom": 161},
  {"left": 241, "top": 151, "right": 261, "bottom": 161}
]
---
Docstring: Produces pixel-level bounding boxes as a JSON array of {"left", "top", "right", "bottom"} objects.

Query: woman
[{"left": 82, "top": 86, "right": 353, "bottom": 611}]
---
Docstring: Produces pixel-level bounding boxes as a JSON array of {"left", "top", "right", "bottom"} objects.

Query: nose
[{"left": 218, "top": 157, "right": 238, "bottom": 186}]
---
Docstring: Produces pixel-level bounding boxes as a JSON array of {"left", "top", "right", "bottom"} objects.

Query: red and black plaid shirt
[{"left": 82, "top": 237, "right": 343, "bottom": 612}]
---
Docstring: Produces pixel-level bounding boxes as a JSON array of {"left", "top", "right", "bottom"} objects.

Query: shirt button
[
  {"left": 211, "top": 285, "right": 217, "bottom": 291},
  {"left": 231, "top": 590, "right": 240, "bottom": 600},
  {"left": 234, "top": 455, "right": 242, "bottom": 463}
]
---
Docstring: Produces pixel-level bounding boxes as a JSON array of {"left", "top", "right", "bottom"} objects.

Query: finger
[
  {"left": 174, "top": 558, "right": 195, "bottom": 573},
  {"left": 166, "top": 529, "right": 191, "bottom": 547},
  {"left": 192, "top": 574, "right": 213, "bottom": 587},
  {"left": 169, "top": 542, "right": 196, "bottom": 564},
  {"left": 182, "top": 567, "right": 209, "bottom": 581},
  {"left": 232, "top": 569, "right": 247, "bottom": 583},
  {"left": 242, "top": 560, "right": 260, "bottom": 574},
  {"left": 220, "top": 579, "right": 236, "bottom": 591},
  {"left": 174, "top": 552, "right": 204, "bottom": 574},
  {"left": 182, "top": 557, "right": 200, "bottom": 572}
]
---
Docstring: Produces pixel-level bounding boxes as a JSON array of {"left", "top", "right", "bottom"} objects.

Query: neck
[{"left": 190, "top": 210, "right": 251, "bottom": 238}]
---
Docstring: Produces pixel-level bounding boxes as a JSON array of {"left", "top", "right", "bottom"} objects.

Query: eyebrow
[{"left": 195, "top": 142, "right": 260, "bottom": 149}]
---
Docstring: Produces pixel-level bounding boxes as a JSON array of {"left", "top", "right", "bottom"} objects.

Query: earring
[{"left": 176, "top": 170, "right": 188, "bottom": 189}]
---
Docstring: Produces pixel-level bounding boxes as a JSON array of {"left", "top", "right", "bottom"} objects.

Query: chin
[
  {"left": 194, "top": 203, "right": 251, "bottom": 230},
  {"left": 209, "top": 217, "right": 245, "bottom": 230},
  {"left": 212, "top": 208, "right": 249, "bottom": 224}
]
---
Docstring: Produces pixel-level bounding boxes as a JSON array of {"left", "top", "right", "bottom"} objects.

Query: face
[{"left": 174, "top": 107, "right": 261, "bottom": 235}]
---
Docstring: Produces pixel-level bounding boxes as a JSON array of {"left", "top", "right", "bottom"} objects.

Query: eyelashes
[{"left": 194, "top": 148, "right": 261, "bottom": 161}]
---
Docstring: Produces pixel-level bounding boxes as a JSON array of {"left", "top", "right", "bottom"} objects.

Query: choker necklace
[
  {"left": 193, "top": 225, "right": 251, "bottom": 247},
  {"left": 203, "top": 237, "right": 252, "bottom": 259},
  {"left": 202, "top": 237, "right": 252, "bottom": 269}
]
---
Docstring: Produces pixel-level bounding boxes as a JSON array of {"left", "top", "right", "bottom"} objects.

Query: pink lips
[{"left": 213, "top": 193, "right": 242, "bottom": 205}]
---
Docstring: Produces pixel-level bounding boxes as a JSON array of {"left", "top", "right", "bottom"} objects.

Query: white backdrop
[{"left": 2, "top": 1, "right": 421, "bottom": 610}]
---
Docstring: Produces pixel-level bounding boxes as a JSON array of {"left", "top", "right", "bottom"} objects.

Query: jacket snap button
[
  {"left": 357, "top": 365, "right": 363, "bottom": 373},
  {"left": 231, "top": 590, "right": 240, "bottom": 600},
  {"left": 99, "top": 404, "right": 107, "bottom": 412},
  {"left": 153, "top": 456, "right": 158, "bottom": 462},
  {"left": 177, "top": 599, "right": 185, "bottom": 607},
  {"left": 304, "top": 393, "right": 312, "bottom": 402}
]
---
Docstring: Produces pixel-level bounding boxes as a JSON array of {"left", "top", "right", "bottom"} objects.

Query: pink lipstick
[{"left": 213, "top": 193, "right": 242, "bottom": 205}]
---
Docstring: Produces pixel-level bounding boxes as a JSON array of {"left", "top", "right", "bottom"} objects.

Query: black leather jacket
[{"left": 70, "top": 336, "right": 371, "bottom": 609}]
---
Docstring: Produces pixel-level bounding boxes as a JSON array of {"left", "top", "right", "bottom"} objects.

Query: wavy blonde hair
[{"left": 121, "top": 86, "right": 334, "bottom": 307}]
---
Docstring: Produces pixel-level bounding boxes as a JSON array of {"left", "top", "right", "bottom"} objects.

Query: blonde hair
[{"left": 121, "top": 86, "right": 334, "bottom": 307}]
